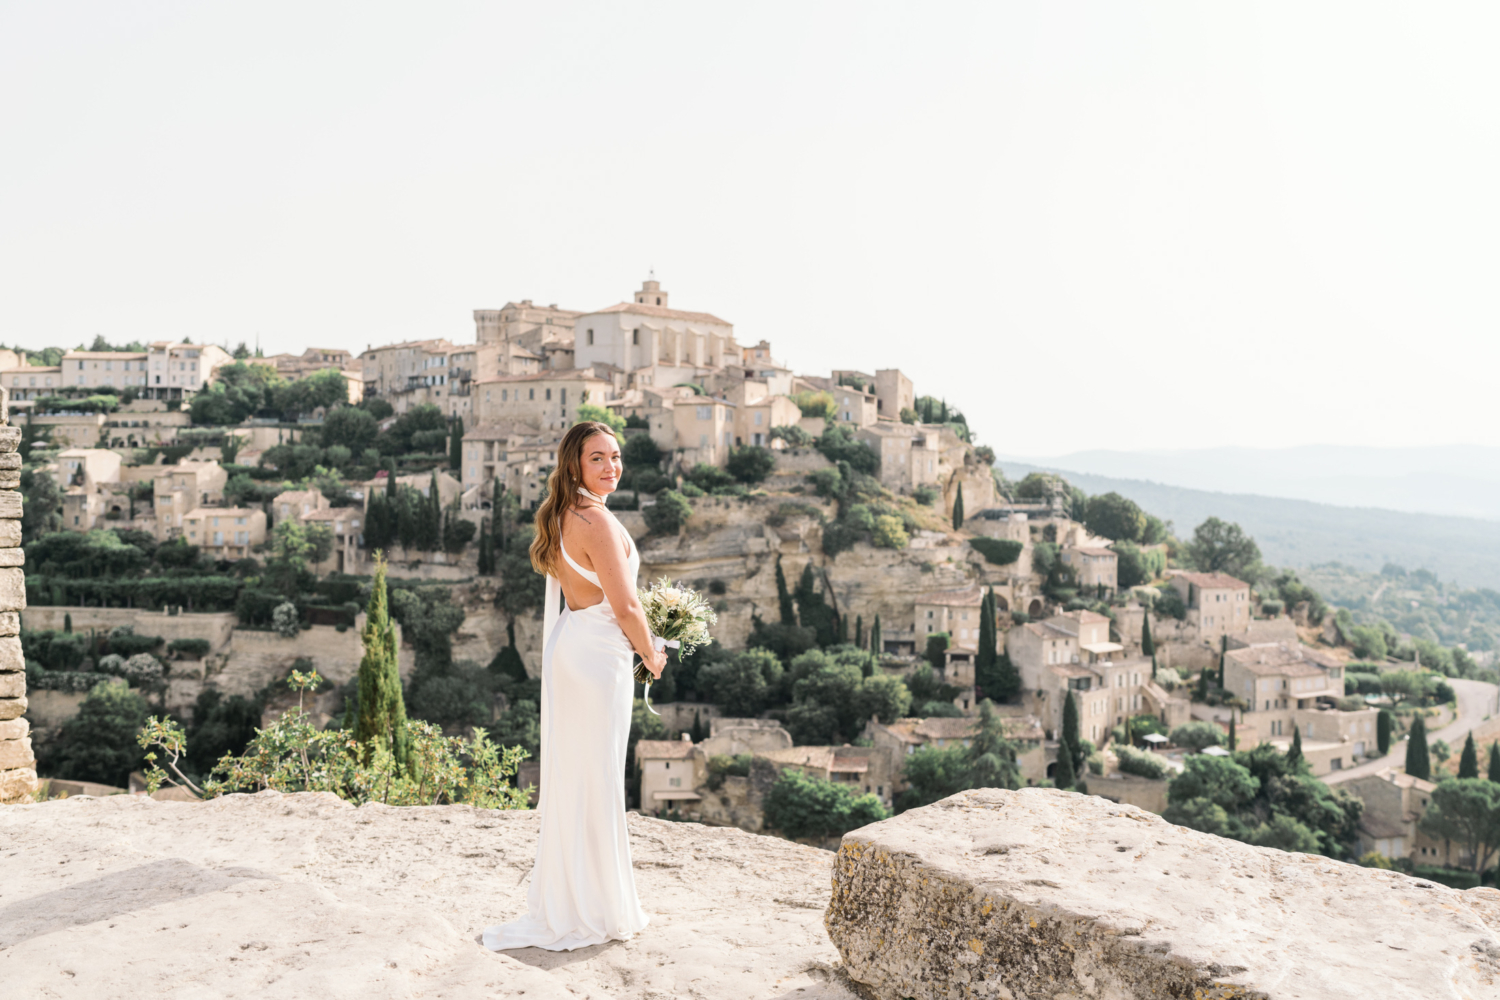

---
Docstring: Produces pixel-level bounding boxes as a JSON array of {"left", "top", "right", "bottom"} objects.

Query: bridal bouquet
[{"left": 634, "top": 578, "right": 718, "bottom": 712}]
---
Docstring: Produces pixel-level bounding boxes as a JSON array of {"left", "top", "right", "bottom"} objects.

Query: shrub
[
  {"left": 969, "top": 537, "right": 1023, "bottom": 565},
  {"left": 272, "top": 602, "right": 302, "bottom": 638},
  {"left": 726, "top": 446, "right": 776, "bottom": 484},
  {"left": 770, "top": 425, "right": 814, "bottom": 447},
  {"left": 1152, "top": 585, "right": 1187, "bottom": 620},
  {"left": 706, "top": 752, "right": 752, "bottom": 790},
  {"left": 762, "top": 767, "right": 888, "bottom": 840},
  {"left": 168, "top": 638, "right": 212, "bottom": 659},
  {"left": 107, "top": 633, "right": 162, "bottom": 657},
  {"left": 807, "top": 467, "right": 843, "bottom": 498},
  {"left": 815, "top": 425, "right": 879, "bottom": 475},
  {"left": 913, "top": 484, "right": 939, "bottom": 506},
  {"left": 871, "top": 515, "right": 909, "bottom": 550},
  {"left": 642, "top": 489, "right": 692, "bottom": 535},
  {"left": 677, "top": 481, "right": 706, "bottom": 498},
  {"left": 632, "top": 469, "right": 673, "bottom": 494},
  {"left": 1169, "top": 721, "right": 1223, "bottom": 752},
  {"left": 122, "top": 653, "right": 165, "bottom": 685},
  {"left": 37, "top": 681, "right": 150, "bottom": 786},
  {"left": 1114, "top": 745, "right": 1169, "bottom": 780},
  {"left": 684, "top": 463, "right": 736, "bottom": 492}
]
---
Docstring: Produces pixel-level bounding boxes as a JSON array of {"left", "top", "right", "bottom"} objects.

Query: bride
[{"left": 483, "top": 420, "right": 666, "bottom": 952}]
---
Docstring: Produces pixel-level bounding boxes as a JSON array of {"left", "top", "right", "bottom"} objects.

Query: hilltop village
[{"left": 4, "top": 277, "right": 1498, "bottom": 885}]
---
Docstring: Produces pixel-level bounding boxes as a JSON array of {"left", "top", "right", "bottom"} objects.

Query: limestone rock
[
  {"left": 0, "top": 734, "right": 32, "bottom": 769},
  {"left": 0, "top": 452, "right": 20, "bottom": 470},
  {"left": 0, "top": 791, "right": 861, "bottom": 1000},
  {"left": 0, "top": 634, "right": 22, "bottom": 671},
  {"left": 0, "top": 548, "right": 22, "bottom": 567},
  {"left": 0, "top": 565, "right": 24, "bottom": 610},
  {"left": 0, "top": 766, "right": 37, "bottom": 802},
  {"left": 0, "top": 490, "right": 20, "bottom": 521},
  {"left": 0, "top": 610, "right": 18, "bottom": 634},
  {"left": 0, "top": 672, "right": 24, "bottom": 698},
  {"left": 0, "top": 426, "right": 18, "bottom": 453},
  {"left": 826, "top": 787, "right": 1500, "bottom": 1000},
  {"left": 0, "top": 715, "right": 28, "bottom": 740},
  {"left": 0, "top": 469, "right": 19, "bottom": 489},
  {"left": 0, "top": 519, "right": 20, "bottom": 548},
  {"left": 0, "top": 694, "right": 27, "bottom": 720}
]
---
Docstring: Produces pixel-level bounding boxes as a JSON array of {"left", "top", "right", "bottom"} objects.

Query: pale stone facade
[
  {"left": 181, "top": 506, "right": 267, "bottom": 560},
  {"left": 1169, "top": 570, "right": 1251, "bottom": 638},
  {"left": 1347, "top": 767, "right": 1453, "bottom": 865},
  {"left": 1, "top": 365, "right": 64, "bottom": 400},
  {"left": 473, "top": 300, "right": 582, "bottom": 360},
  {"left": 473, "top": 369, "right": 612, "bottom": 432},
  {"left": 572, "top": 279, "right": 741, "bottom": 390},
  {"left": 1060, "top": 545, "right": 1117, "bottom": 592},
  {"left": 153, "top": 460, "right": 229, "bottom": 540}
]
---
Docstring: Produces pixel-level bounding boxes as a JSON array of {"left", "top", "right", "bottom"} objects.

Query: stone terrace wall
[
  {"left": 0, "top": 406, "right": 35, "bottom": 803},
  {"left": 20, "top": 607, "right": 238, "bottom": 652}
]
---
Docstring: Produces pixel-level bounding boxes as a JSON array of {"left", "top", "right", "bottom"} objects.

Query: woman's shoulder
[{"left": 564, "top": 503, "right": 615, "bottom": 545}]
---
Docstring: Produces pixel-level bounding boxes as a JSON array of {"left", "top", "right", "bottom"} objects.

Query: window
[
  {"left": 754, "top": 411, "right": 763, "bottom": 426},
  {"left": 586, "top": 329, "right": 594, "bottom": 345},
  {"left": 559, "top": 388, "right": 566, "bottom": 403},
  {"left": 632, "top": 328, "right": 639, "bottom": 345},
  {"left": 528, "top": 389, "right": 535, "bottom": 400},
  {"left": 697, "top": 406, "right": 711, "bottom": 420}
]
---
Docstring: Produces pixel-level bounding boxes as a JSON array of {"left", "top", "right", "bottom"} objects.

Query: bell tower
[{"left": 634, "top": 270, "right": 668, "bottom": 308}]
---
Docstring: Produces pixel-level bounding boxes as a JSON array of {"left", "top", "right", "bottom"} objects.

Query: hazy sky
[{"left": 3, "top": 3, "right": 1497, "bottom": 454}]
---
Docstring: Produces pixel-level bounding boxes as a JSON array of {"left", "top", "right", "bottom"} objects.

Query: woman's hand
[{"left": 644, "top": 646, "right": 668, "bottom": 680}]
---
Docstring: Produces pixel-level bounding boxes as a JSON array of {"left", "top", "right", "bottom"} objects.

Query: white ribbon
[{"left": 640, "top": 634, "right": 680, "bottom": 716}]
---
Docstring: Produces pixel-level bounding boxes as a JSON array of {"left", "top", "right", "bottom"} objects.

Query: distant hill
[
  {"left": 996, "top": 461, "right": 1500, "bottom": 590},
  {"left": 997, "top": 445, "right": 1500, "bottom": 521}
]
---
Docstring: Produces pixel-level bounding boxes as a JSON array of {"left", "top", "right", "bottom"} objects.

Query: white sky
[{"left": 3, "top": 3, "right": 1497, "bottom": 454}]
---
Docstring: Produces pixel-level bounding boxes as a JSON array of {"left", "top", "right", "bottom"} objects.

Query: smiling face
[{"left": 578, "top": 431, "right": 622, "bottom": 497}]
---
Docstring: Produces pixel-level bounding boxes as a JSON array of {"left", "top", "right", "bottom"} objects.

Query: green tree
[
  {"left": 896, "top": 701, "right": 1019, "bottom": 811},
  {"left": 1184, "top": 517, "right": 1261, "bottom": 581},
  {"left": 1458, "top": 731, "right": 1480, "bottom": 779},
  {"left": 951, "top": 483, "right": 964, "bottom": 530},
  {"left": 1084, "top": 492, "right": 1147, "bottom": 543},
  {"left": 20, "top": 467, "right": 64, "bottom": 544},
  {"left": 1405, "top": 714, "right": 1431, "bottom": 781},
  {"left": 353, "top": 556, "right": 409, "bottom": 768},
  {"left": 794, "top": 562, "right": 838, "bottom": 646},
  {"left": 870, "top": 613, "right": 882, "bottom": 656},
  {"left": 574, "top": 403, "right": 624, "bottom": 434},
  {"left": 854, "top": 614, "right": 864, "bottom": 650},
  {"left": 1287, "top": 724, "right": 1304, "bottom": 771},
  {"left": 1381, "top": 670, "right": 1423, "bottom": 709},
  {"left": 448, "top": 417, "right": 464, "bottom": 471},
  {"left": 763, "top": 767, "right": 888, "bottom": 840},
  {"left": 726, "top": 445, "right": 776, "bottom": 484},
  {"left": 1490, "top": 742, "right": 1500, "bottom": 783},
  {"left": 1061, "top": 689, "right": 1082, "bottom": 774},
  {"left": 320, "top": 406, "right": 379, "bottom": 455},
  {"left": 1052, "top": 737, "right": 1077, "bottom": 790},
  {"left": 1140, "top": 612, "right": 1154, "bottom": 658},
  {"left": 37, "top": 681, "right": 149, "bottom": 787},
  {"left": 700, "top": 649, "right": 783, "bottom": 717},
  {"left": 642, "top": 489, "right": 692, "bottom": 535},
  {"left": 974, "top": 589, "right": 995, "bottom": 683},
  {"left": 1377, "top": 709, "right": 1394, "bottom": 755},
  {"left": 1418, "top": 778, "right": 1500, "bottom": 873}
]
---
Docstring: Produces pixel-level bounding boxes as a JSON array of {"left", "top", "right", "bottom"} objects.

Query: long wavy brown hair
[{"left": 530, "top": 421, "right": 621, "bottom": 577}]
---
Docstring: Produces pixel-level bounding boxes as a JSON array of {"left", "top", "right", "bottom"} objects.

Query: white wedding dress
[{"left": 483, "top": 518, "right": 650, "bottom": 951}]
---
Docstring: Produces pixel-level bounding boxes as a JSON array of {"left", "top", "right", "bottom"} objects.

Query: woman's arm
[{"left": 576, "top": 513, "right": 666, "bottom": 678}]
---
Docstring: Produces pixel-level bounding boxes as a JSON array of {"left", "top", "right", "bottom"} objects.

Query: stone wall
[
  {"left": 826, "top": 787, "right": 1500, "bottom": 999},
  {"left": 0, "top": 406, "right": 35, "bottom": 803},
  {"left": 20, "top": 607, "right": 238, "bottom": 652}
]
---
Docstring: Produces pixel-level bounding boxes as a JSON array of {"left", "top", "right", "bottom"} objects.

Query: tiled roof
[
  {"left": 1224, "top": 643, "right": 1331, "bottom": 677},
  {"left": 476, "top": 369, "right": 612, "bottom": 385},
  {"left": 634, "top": 740, "right": 696, "bottom": 761},
  {"left": 586, "top": 301, "right": 732, "bottom": 326},
  {"left": 1175, "top": 571, "right": 1249, "bottom": 590},
  {"left": 760, "top": 746, "right": 837, "bottom": 771},
  {"left": 1070, "top": 547, "right": 1116, "bottom": 557}
]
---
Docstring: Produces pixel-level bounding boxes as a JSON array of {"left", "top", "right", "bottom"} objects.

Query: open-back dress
[{"left": 482, "top": 515, "right": 649, "bottom": 951}]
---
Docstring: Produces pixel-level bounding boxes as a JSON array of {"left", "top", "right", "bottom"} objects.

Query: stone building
[
  {"left": 1169, "top": 571, "right": 1252, "bottom": 639},
  {"left": 862, "top": 712, "right": 1048, "bottom": 792},
  {"left": 1345, "top": 767, "right": 1453, "bottom": 866},
  {"left": 1060, "top": 546, "right": 1117, "bottom": 593},
  {"left": 572, "top": 278, "right": 742, "bottom": 390},
  {"left": 181, "top": 506, "right": 267, "bottom": 561},
  {"left": 473, "top": 300, "right": 582, "bottom": 361},
  {"left": 473, "top": 369, "right": 612, "bottom": 432}
]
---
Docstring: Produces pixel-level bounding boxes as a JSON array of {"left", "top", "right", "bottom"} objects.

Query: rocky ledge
[
  {"left": 0, "top": 791, "right": 857, "bottom": 999},
  {"left": 825, "top": 787, "right": 1500, "bottom": 1000}
]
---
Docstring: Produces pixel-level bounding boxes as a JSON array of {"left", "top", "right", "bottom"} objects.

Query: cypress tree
[
  {"left": 1228, "top": 713, "right": 1237, "bottom": 752},
  {"left": 854, "top": 615, "right": 864, "bottom": 649},
  {"left": 449, "top": 416, "right": 464, "bottom": 471},
  {"left": 1052, "top": 739, "right": 1077, "bottom": 791},
  {"left": 494, "top": 479, "right": 506, "bottom": 553},
  {"left": 1195, "top": 667, "right": 1210, "bottom": 702},
  {"left": 1150, "top": 653, "right": 1158, "bottom": 682},
  {"left": 870, "top": 613, "right": 882, "bottom": 656},
  {"left": 836, "top": 613, "right": 848, "bottom": 644},
  {"left": 1218, "top": 634, "right": 1228, "bottom": 687},
  {"left": 1377, "top": 709, "right": 1394, "bottom": 755},
  {"left": 354, "top": 555, "right": 409, "bottom": 768},
  {"left": 1487, "top": 741, "right": 1500, "bottom": 783},
  {"left": 1140, "top": 612, "right": 1154, "bottom": 658},
  {"left": 1458, "top": 731, "right": 1480, "bottom": 779},
  {"left": 690, "top": 710, "right": 705, "bottom": 744},
  {"left": 63, "top": 613, "right": 72, "bottom": 633},
  {"left": 975, "top": 590, "right": 995, "bottom": 678},
  {"left": 1061, "top": 690, "right": 1082, "bottom": 773},
  {"left": 385, "top": 459, "right": 398, "bottom": 499},
  {"left": 1405, "top": 715, "right": 1431, "bottom": 781},
  {"left": 952, "top": 483, "right": 965, "bottom": 530},
  {"left": 775, "top": 556, "right": 795, "bottom": 625},
  {"left": 1287, "top": 724, "right": 1303, "bottom": 770}
]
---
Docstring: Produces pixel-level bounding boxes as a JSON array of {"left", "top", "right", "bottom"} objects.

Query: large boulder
[{"left": 826, "top": 787, "right": 1500, "bottom": 999}]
